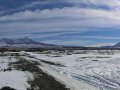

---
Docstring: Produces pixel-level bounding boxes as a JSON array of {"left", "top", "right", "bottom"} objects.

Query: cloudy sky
[{"left": 0, "top": 0, "right": 120, "bottom": 46}]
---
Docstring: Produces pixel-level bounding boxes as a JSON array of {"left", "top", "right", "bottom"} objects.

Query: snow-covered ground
[
  {"left": 0, "top": 56, "right": 32, "bottom": 90},
  {"left": 1, "top": 50, "right": 120, "bottom": 90},
  {"left": 27, "top": 50, "right": 120, "bottom": 90},
  {"left": 0, "top": 52, "right": 69, "bottom": 90}
]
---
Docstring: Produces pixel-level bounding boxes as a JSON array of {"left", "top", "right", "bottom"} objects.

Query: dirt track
[{"left": 10, "top": 56, "right": 70, "bottom": 90}]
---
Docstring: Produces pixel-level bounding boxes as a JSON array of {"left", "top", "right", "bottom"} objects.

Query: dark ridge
[{"left": 0, "top": 87, "right": 16, "bottom": 90}]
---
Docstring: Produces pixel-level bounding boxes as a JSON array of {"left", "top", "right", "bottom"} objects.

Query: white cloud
[
  {"left": 1, "top": 7, "right": 120, "bottom": 34},
  {"left": 68, "top": 0, "right": 120, "bottom": 9},
  {"left": 0, "top": 30, "right": 85, "bottom": 39},
  {"left": 42, "top": 39, "right": 93, "bottom": 46},
  {"left": 71, "top": 36, "right": 120, "bottom": 40},
  {"left": 89, "top": 43, "right": 115, "bottom": 47}
]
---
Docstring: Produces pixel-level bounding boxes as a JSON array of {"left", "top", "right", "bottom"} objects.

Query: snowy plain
[
  {"left": 0, "top": 50, "right": 120, "bottom": 90},
  {"left": 27, "top": 50, "right": 120, "bottom": 90}
]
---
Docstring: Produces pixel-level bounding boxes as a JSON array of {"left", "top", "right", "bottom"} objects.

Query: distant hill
[
  {"left": 100, "top": 43, "right": 120, "bottom": 48},
  {"left": 113, "top": 42, "right": 120, "bottom": 47}
]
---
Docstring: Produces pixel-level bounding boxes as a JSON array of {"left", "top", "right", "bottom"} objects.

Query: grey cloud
[
  {"left": 0, "top": 0, "right": 119, "bottom": 16},
  {"left": 0, "top": 7, "right": 120, "bottom": 34}
]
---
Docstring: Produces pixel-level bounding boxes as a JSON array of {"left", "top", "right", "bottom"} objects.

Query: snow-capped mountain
[
  {"left": 0, "top": 37, "right": 57, "bottom": 48},
  {"left": 113, "top": 42, "right": 120, "bottom": 47}
]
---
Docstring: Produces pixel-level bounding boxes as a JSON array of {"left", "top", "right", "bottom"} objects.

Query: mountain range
[
  {"left": 113, "top": 42, "right": 120, "bottom": 47},
  {"left": 0, "top": 37, "right": 120, "bottom": 48},
  {"left": 0, "top": 37, "right": 58, "bottom": 48}
]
